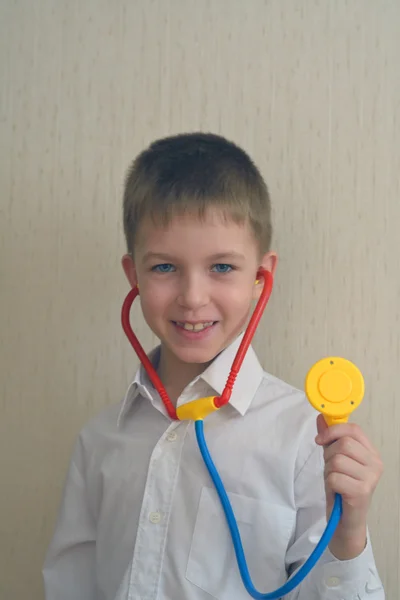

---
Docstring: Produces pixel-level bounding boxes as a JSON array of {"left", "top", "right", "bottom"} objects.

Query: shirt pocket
[{"left": 186, "top": 486, "right": 296, "bottom": 600}]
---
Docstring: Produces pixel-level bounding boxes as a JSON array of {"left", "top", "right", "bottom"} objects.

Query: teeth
[
  {"left": 176, "top": 321, "right": 214, "bottom": 331},
  {"left": 193, "top": 322, "right": 209, "bottom": 331}
]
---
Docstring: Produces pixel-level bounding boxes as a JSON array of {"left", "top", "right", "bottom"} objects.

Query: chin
[{"left": 172, "top": 346, "right": 219, "bottom": 365}]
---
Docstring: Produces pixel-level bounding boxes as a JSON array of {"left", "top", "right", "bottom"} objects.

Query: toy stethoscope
[{"left": 121, "top": 268, "right": 364, "bottom": 599}]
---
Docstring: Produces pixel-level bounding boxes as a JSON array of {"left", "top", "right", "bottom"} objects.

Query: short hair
[{"left": 123, "top": 132, "right": 272, "bottom": 256}]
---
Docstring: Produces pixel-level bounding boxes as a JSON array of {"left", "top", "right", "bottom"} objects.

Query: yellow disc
[
  {"left": 305, "top": 357, "right": 364, "bottom": 426},
  {"left": 318, "top": 370, "right": 352, "bottom": 402}
]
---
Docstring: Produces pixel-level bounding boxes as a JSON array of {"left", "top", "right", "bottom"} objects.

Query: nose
[{"left": 177, "top": 273, "right": 209, "bottom": 311}]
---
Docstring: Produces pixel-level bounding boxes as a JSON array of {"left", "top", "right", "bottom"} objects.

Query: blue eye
[
  {"left": 211, "top": 264, "right": 233, "bottom": 273},
  {"left": 152, "top": 263, "right": 175, "bottom": 273}
]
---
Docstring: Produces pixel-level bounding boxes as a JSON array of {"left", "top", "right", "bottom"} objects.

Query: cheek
[
  {"left": 219, "top": 285, "right": 254, "bottom": 317},
  {"left": 139, "top": 285, "right": 172, "bottom": 322},
  {"left": 140, "top": 297, "right": 156, "bottom": 326}
]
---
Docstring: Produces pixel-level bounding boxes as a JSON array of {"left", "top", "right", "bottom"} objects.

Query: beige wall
[{"left": 1, "top": 1, "right": 399, "bottom": 598}]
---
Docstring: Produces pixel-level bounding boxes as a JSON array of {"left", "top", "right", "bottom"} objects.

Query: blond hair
[{"left": 123, "top": 132, "right": 272, "bottom": 256}]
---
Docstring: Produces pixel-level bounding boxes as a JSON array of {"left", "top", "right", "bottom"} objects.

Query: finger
[
  {"left": 324, "top": 453, "right": 369, "bottom": 481},
  {"left": 316, "top": 422, "right": 377, "bottom": 454},
  {"left": 326, "top": 471, "right": 375, "bottom": 503},
  {"left": 323, "top": 437, "right": 372, "bottom": 467}
]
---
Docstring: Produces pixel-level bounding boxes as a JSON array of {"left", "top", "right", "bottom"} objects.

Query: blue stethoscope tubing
[{"left": 195, "top": 420, "right": 342, "bottom": 599}]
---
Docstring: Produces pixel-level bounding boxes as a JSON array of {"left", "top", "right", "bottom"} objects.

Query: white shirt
[{"left": 43, "top": 335, "right": 384, "bottom": 600}]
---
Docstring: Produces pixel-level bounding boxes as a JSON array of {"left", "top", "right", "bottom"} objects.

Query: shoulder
[
  {"left": 81, "top": 401, "right": 123, "bottom": 436},
  {"left": 249, "top": 369, "right": 320, "bottom": 470},
  {"left": 70, "top": 401, "right": 124, "bottom": 466},
  {"left": 254, "top": 369, "right": 316, "bottom": 424}
]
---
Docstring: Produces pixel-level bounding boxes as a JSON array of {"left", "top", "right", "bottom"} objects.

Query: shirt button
[
  {"left": 326, "top": 576, "right": 340, "bottom": 587},
  {"left": 166, "top": 431, "right": 178, "bottom": 442},
  {"left": 149, "top": 511, "right": 161, "bottom": 524}
]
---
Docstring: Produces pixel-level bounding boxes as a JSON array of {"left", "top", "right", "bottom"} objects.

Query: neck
[{"left": 157, "top": 345, "right": 211, "bottom": 406}]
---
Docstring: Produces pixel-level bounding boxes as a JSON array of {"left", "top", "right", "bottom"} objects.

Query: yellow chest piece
[{"left": 305, "top": 357, "right": 364, "bottom": 425}]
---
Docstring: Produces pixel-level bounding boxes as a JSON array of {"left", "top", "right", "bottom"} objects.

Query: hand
[{"left": 315, "top": 414, "right": 383, "bottom": 560}]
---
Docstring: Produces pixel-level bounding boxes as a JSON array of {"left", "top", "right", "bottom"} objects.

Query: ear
[
  {"left": 121, "top": 253, "right": 138, "bottom": 289},
  {"left": 253, "top": 251, "right": 278, "bottom": 298}
]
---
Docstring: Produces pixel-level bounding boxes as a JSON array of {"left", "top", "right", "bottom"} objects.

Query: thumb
[{"left": 316, "top": 413, "right": 329, "bottom": 441}]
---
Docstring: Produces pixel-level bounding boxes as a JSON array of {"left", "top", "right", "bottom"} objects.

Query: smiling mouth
[{"left": 173, "top": 321, "right": 217, "bottom": 332}]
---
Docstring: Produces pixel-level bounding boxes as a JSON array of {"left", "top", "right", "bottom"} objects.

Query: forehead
[{"left": 135, "top": 209, "right": 259, "bottom": 260}]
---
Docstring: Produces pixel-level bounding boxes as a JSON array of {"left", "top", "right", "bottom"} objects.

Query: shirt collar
[
  {"left": 117, "top": 332, "right": 264, "bottom": 425},
  {"left": 199, "top": 332, "right": 264, "bottom": 416},
  {"left": 117, "top": 346, "right": 161, "bottom": 426}
]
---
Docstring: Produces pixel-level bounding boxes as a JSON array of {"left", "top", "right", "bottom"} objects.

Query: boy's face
[{"left": 122, "top": 209, "right": 277, "bottom": 367}]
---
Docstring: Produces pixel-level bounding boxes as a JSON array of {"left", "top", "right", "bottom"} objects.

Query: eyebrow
[
  {"left": 141, "top": 251, "right": 246, "bottom": 263},
  {"left": 208, "top": 252, "right": 246, "bottom": 262}
]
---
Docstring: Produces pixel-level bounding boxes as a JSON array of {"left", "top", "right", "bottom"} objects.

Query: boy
[{"left": 43, "top": 133, "right": 384, "bottom": 599}]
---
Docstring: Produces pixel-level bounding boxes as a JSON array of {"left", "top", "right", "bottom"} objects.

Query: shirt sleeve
[
  {"left": 42, "top": 435, "right": 96, "bottom": 600},
  {"left": 283, "top": 443, "right": 385, "bottom": 599}
]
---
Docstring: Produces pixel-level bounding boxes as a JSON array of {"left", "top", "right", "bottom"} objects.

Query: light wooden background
[{"left": 1, "top": 1, "right": 399, "bottom": 598}]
